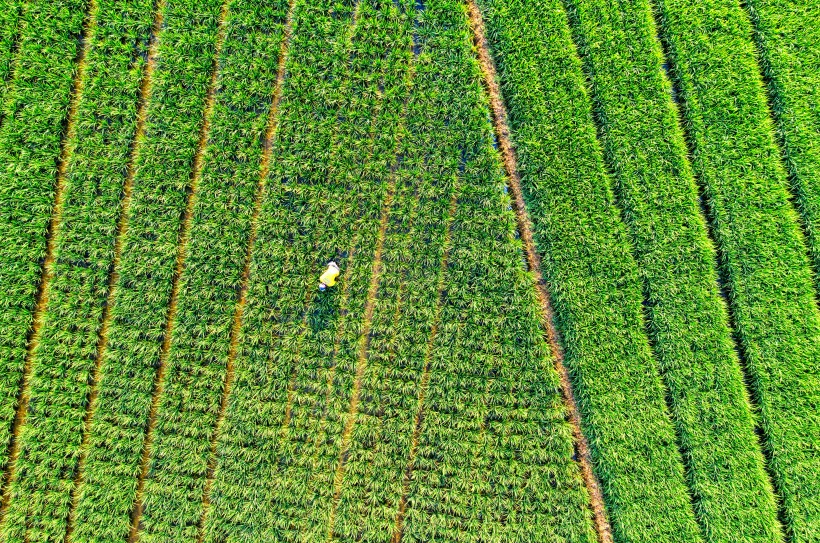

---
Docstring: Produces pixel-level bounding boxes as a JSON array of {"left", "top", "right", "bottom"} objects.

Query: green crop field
[{"left": 0, "top": 0, "right": 818, "bottom": 540}]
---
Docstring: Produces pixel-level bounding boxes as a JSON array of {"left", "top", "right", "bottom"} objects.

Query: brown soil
[{"left": 464, "top": 2, "right": 613, "bottom": 542}]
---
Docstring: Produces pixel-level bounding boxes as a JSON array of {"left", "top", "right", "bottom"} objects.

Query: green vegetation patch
[
  {"left": 475, "top": 0, "right": 704, "bottom": 541},
  {"left": 744, "top": 0, "right": 820, "bottom": 292},
  {"left": 0, "top": 0, "right": 89, "bottom": 487},
  {"left": 653, "top": 0, "right": 820, "bottom": 538},
  {"left": 562, "top": 0, "right": 781, "bottom": 539}
]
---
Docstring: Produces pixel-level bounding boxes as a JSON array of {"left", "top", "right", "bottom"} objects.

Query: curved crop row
[
  {"left": 474, "top": 1, "right": 703, "bottom": 541},
  {"left": 0, "top": 0, "right": 89, "bottom": 485},
  {"left": 652, "top": 0, "right": 820, "bottom": 538},
  {"left": 744, "top": 0, "right": 820, "bottom": 292},
  {"left": 560, "top": 0, "right": 781, "bottom": 540}
]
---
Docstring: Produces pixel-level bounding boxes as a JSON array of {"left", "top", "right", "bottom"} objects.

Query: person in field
[{"left": 318, "top": 261, "right": 340, "bottom": 291}]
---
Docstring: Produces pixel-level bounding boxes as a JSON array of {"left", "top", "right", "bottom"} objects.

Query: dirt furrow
[
  {"left": 0, "top": 0, "right": 100, "bottom": 516},
  {"left": 125, "top": 1, "right": 231, "bottom": 539},
  {"left": 464, "top": 2, "right": 613, "bottom": 542},
  {"left": 192, "top": 1, "right": 297, "bottom": 538}
]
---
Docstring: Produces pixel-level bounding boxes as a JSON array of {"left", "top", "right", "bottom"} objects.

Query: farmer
[{"left": 318, "top": 261, "right": 340, "bottom": 292}]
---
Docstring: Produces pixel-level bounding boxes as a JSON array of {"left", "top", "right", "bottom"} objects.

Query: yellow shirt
[{"left": 319, "top": 266, "right": 340, "bottom": 287}]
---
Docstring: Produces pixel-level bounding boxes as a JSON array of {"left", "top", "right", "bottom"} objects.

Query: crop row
[
  {"left": 203, "top": 0, "right": 425, "bottom": 538},
  {"left": 744, "top": 0, "right": 820, "bottom": 293},
  {"left": 59, "top": 0, "right": 229, "bottom": 539},
  {"left": 559, "top": 0, "right": 781, "bottom": 540},
  {"left": 251, "top": 1, "right": 420, "bottom": 540},
  {"left": 0, "top": 0, "right": 158, "bottom": 539},
  {"left": 194, "top": 0, "right": 363, "bottom": 539},
  {"left": 121, "top": 0, "right": 292, "bottom": 539},
  {"left": 0, "top": 0, "right": 89, "bottom": 490},
  {"left": 652, "top": 0, "right": 820, "bottom": 538},
  {"left": 0, "top": 0, "right": 229, "bottom": 540},
  {"left": 475, "top": 0, "right": 706, "bottom": 541}
]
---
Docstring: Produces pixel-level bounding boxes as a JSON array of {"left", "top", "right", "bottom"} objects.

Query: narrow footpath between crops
[
  {"left": 193, "top": 1, "right": 298, "bottom": 538},
  {"left": 124, "top": 1, "right": 231, "bottom": 539},
  {"left": 464, "top": 2, "right": 613, "bottom": 542},
  {"left": 0, "top": 0, "right": 99, "bottom": 516},
  {"left": 63, "top": 3, "right": 168, "bottom": 540}
]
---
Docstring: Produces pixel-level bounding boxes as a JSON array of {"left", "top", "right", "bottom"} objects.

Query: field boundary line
[
  {"left": 390, "top": 191, "right": 457, "bottom": 543},
  {"left": 464, "top": 2, "right": 612, "bottom": 542},
  {"left": 0, "top": 0, "right": 99, "bottom": 519},
  {"left": 193, "top": 0, "right": 297, "bottom": 538},
  {"left": 125, "top": 1, "right": 231, "bottom": 539}
]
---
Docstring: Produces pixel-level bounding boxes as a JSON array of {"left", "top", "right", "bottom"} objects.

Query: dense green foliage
[
  {"left": 653, "top": 0, "right": 820, "bottom": 538},
  {"left": 0, "top": 0, "right": 88, "bottom": 484},
  {"left": 202, "top": 0, "right": 595, "bottom": 541},
  {"left": 0, "top": 0, "right": 155, "bottom": 539},
  {"left": 197, "top": 0, "right": 361, "bottom": 538},
  {"left": 0, "top": 0, "right": 227, "bottom": 539},
  {"left": 129, "top": 0, "right": 289, "bottom": 540},
  {"left": 0, "top": 0, "right": 819, "bottom": 539},
  {"left": 0, "top": 0, "right": 25, "bottom": 110},
  {"left": 396, "top": 1, "right": 594, "bottom": 540},
  {"left": 745, "top": 0, "right": 820, "bottom": 291},
  {"left": 64, "top": 0, "right": 227, "bottom": 539},
  {"left": 476, "top": 1, "right": 704, "bottom": 542},
  {"left": 561, "top": 0, "right": 781, "bottom": 540}
]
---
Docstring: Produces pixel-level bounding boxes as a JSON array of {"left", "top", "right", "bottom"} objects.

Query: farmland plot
[
  {"left": 0, "top": 0, "right": 818, "bottom": 540},
  {"left": 558, "top": 0, "right": 781, "bottom": 540},
  {"left": 473, "top": 0, "right": 704, "bottom": 541},
  {"left": 0, "top": 0, "right": 227, "bottom": 539},
  {"left": 71, "top": 0, "right": 290, "bottom": 540},
  {"left": 0, "top": 0, "right": 89, "bottom": 491}
]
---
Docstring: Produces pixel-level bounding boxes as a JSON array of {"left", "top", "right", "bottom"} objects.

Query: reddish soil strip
[
  {"left": 0, "top": 0, "right": 100, "bottom": 519},
  {"left": 125, "top": 2, "right": 231, "bottom": 540},
  {"left": 464, "top": 2, "right": 613, "bottom": 542},
  {"left": 192, "top": 2, "right": 298, "bottom": 539},
  {"left": 390, "top": 192, "right": 458, "bottom": 543}
]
